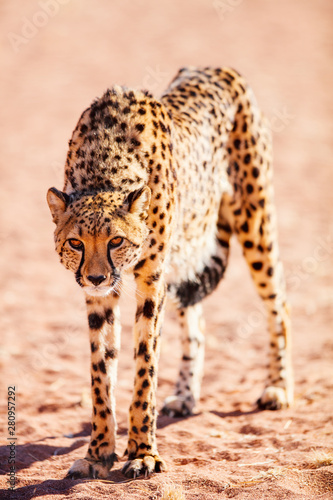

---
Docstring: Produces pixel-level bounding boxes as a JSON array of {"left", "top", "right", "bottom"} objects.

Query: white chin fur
[{"left": 84, "top": 286, "right": 113, "bottom": 297}]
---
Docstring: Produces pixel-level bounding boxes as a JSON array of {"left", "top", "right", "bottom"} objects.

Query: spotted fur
[{"left": 47, "top": 67, "right": 293, "bottom": 479}]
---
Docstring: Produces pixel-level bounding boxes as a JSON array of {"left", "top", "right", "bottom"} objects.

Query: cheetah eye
[
  {"left": 68, "top": 239, "right": 84, "bottom": 250},
  {"left": 109, "top": 236, "right": 123, "bottom": 248}
]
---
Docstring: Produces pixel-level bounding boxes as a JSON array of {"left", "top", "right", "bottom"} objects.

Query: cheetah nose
[{"left": 87, "top": 275, "right": 107, "bottom": 286}]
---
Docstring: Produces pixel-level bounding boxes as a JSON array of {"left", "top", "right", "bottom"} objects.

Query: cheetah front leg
[
  {"left": 67, "top": 293, "right": 121, "bottom": 479},
  {"left": 162, "top": 303, "right": 205, "bottom": 417},
  {"left": 122, "top": 272, "right": 167, "bottom": 478}
]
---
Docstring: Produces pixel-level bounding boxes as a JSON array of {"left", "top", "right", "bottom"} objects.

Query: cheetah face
[{"left": 47, "top": 187, "right": 151, "bottom": 296}]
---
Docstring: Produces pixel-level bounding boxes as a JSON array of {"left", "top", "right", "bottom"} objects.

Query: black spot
[
  {"left": 148, "top": 366, "right": 155, "bottom": 377},
  {"left": 142, "top": 402, "right": 148, "bottom": 410},
  {"left": 100, "top": 410, "right": 107, "bottom": 419},
  {"left": 98, "top": 360, "right": 107, "bottom": 374},
  {"left": 217, "top": 239, "right": 229, "bottom": 248},
  {"left": 105, "top": 308, "right": 114, "bottom": 325},
  {"left": 259, "top": 198, "right": 265, "bottom": 208},
  {"left": 267, "top": 267, "right": 274, "bottom": 277},
  {"left": 80, "top": 123, "right": 88, "bottom": 135},
  {"left": 94, "top": 387, "right": 100, "bottom": 396},
  {"left": 159, "top": 121, "right": 167, "bottom": 133},
  {"left": 252, "top": 262, "right": 263, "bottom": 271},
  {"left": 91, "top": 439, "right": 97, "bottom": 447},
  {"left": 132, "top": 426, "right": 138, "bottom": 434},
  {"left": 131, "top": 138, "right": 141, "bottom": 147},
  {"left": 88, "top": 313, "right": 105, "bottom": 330},
  {"left": 218, "top": 222, "right": 232, "bottom": 234},
  {"left": 135, "top": 123, "right": 145, "bottom": 132},
  {"left": 134, "top": 259, "right": 146, "bottom": 271},
  {"left": 142, "top": 379, "right": 149, "bottom": 389},
  {"left": 143, "top": 299, "right": 155, "bottom": 319},
  {"left": 91, "top": 342, "right": 97, "bottom": 353},
  {"left": 105, "top": 348, "right": 117, "bottom": 359},
  {"left": 234, "top": 138, "right": 241, "bottom": 149},
  {"left": 246, "top": 184, "right": 254, "bottom": 194},
  {"left": 140, "top": 425, "right": 148, "bottom": 433},
  {"left": 134, "top": 401, "right": 141, "bottom": 408},
  {"left": 138, "top": 342, "right": 147, "bottom": 355},
  {"left": 252, "top": 167, "right": 260, "bottom": 178},
  {"left": 138, "top": 368, "right": 146, "bottom": 377},
  {"left": 96, "top": 396, "right": 104, "bottom": 405},
  {"left": 240, "top": 221, "right": 249, "bottom": 233},
  {"left": 244, "top": 153, "right": 251, "bottom": 164},
  {"left": 244, "top": 240, "right": 254, "bottom": 249}
]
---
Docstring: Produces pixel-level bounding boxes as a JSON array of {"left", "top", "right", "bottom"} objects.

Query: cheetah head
[{"left": 47, "top": 187, "right": 151, "bottom": 296}]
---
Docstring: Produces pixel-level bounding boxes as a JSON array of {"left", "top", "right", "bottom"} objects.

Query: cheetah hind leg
[{"left": 162, "top": 303, "right": 205, "bottom": 417}]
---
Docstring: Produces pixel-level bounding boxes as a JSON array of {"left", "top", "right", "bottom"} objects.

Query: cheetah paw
[
  {"left": 161, "top": 394, "right": 195, "bottom": 417},
  {"left": 122, "top": 454, "right": 166, "bottom": 478},
  {"left": 66, "top": 454, "right": 118, "bottom": 479},
  {"left": 257, "top": 386, "right": 293, "bottom": 410}
]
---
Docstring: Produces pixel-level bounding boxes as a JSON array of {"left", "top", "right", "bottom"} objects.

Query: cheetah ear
[
  {"left": 125, "top": 186, "right": 151, "bottom": 220},
  {"left": 47, "top": 187, "right": 69, "bottom": 224}
]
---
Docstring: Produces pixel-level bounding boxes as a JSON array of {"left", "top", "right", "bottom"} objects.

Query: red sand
[{"left": 1, "top": 1, "right": 332, "bottom": 498}]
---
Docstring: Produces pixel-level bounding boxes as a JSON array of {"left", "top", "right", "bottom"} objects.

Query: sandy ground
[{"left": 0, "top": 0, "right": 332, "bottom": 498}]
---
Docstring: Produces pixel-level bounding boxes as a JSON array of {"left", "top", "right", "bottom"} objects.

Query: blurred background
[{"left": 0, "top": 1, "right": 332, "bottom": 494}]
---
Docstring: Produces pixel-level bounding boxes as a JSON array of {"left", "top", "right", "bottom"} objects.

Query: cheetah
[{"left": 47, "top": 67, "right": 293, "bottom": 479}]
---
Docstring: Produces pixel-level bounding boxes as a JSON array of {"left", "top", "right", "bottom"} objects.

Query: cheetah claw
[
  {"left": 122, "top": 455, "right": 166, "bottom": 478},
  {"left": 257, "top": 386, "right": 293, "bottom": 410}
]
